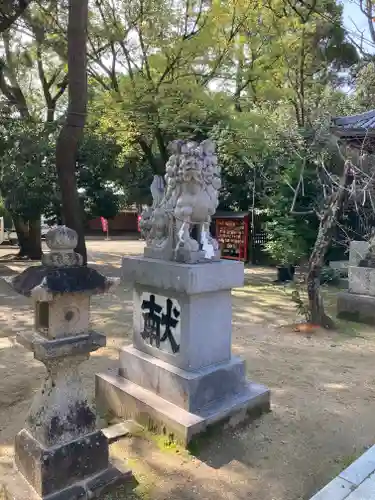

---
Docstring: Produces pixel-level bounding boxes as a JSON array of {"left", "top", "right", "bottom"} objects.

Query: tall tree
[
  {"left": 0, "top": 3, "right": 68, "bottom": 258},
  {"left": 55, "top": 0, "right": 88, "bottom": 262},
  {"left": 86, "top": 0, "right": 256, "bottom": 172}
]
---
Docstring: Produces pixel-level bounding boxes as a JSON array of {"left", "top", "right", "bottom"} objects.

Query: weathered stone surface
[
  {"left": 1, "top": 460, "right": 131, "bottom": 500},
  {"left": 33, "top": 293, "right": 92, "bottom": 340},
  {"left": 358, "top": 231, "right": 375, "bottom": 268},
  {"left": 122, "top": 256, "right": 244, "bottom": 294},
  {"left": 132, "top": 286, "right": 233, "bottom": 370},
  {"left": 45, "top": 225, "right": 78, "bottom": 251},
  {"left": 12, "top": 266, "right": 117, "bottom": 298},
  {"left": 174, "top": 247, "right": 220, "bottom": 264},
  {"left": 85, "top": 465, "right": 132, "bottom": 497},
  {"left": 15, "top": 429, "right": 108, "bottom": 497},
  {"left": 17, "top": 331, "right": 106, "bottom": 361},
  {"left": 309, "top": 477, "right": 354, "bottom": 500},
  {"left": 42, "top": 226, "right": 83, "bottom": 268},
  {"left": 1, "top": 469, "right": 86, "bottom": 500},
  {"left": 21, "top": 351, "right": 97, "bottom": 448},
  {"left": 329, "top": 260, "right": 348, "bottom": 277},
  {"left": 96, "top": 371, "right": 270, "bottom": 446},
  {"left": 310, "top": 445, "right": 375, "bottom": 499},
  {"left": 348, "top": 266, "right": 375, "bottom": 296},
  {"left": 102, "top": 421, "right": 143, "bottom": 443},
  {"left": 337, "top": 291, "right": 375, "bottom": 325},
  {"left": 339, "top": 445, "right": 375, "bottom": 486},
  {"left": 42, "top": 251, "right": 83, "bottom": 269},
  {"left": 345, "top": 475, "right": 375, "bottom": 499},
  {"left": 349, "top": 241, "right": 369, "bottom": 267},
  {"left": 140, "top": 140, "right": 221, "bottom": 264},
  {"left": 97, "top": 254, "right": 270, "bottom": 447},
  {"left": 47, "top": 294, "right": 90, "bottom": 338},
  {"left": 119, "top": 345, "right": 247, "bottom": 412},
  {"left": 4, "top": 226, "right": 132, "bottom": 500},
  {"left": 144, "top": 247, "right": 221, "bottom": 264}
]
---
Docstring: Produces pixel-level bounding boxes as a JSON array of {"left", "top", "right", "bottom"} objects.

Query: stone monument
[
  {"left": 139, "top": 139, "right": 221, "bottom": 263},
  {"left": 1, "top": 226, "right": 131, "bottom": 500},
  {"left": 96, "top": 140, "right": 270, "bottom": 446},
  {"left": 349, "top": 240, "right": 369, "bottom": 267},
  {"left": 338, "top": 235, "right": 375, "bottom": 325}
]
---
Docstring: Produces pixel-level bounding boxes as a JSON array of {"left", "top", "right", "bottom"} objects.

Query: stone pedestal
[
  {"left": 1, "top": 226, "right": 131, "bottom": 500},
  {"left": 338, "top": 265, "right": 375, "bottom": 325},
  {"left": 349, "top": 241, "right": 369, "bottom": 267},
  {"left": 336, "top": 241, "right": 375, "bottom": 324},
  {"left": 96, "top": 257, "right": 270, "bottom": 446},
  {"left": 337, "top": 266, "right": 375, "bottom": 325}
]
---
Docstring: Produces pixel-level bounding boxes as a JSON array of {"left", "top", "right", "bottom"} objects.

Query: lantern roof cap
[{"left": 11, "top": 265, "right": 118, "bottom": 298}]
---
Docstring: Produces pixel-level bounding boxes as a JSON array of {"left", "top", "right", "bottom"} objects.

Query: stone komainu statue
[{"left": 140, "top": 139, "right": 221, "bottom": 263}]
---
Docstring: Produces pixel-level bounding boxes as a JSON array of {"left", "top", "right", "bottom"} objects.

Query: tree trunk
[
  {"left": 55, "top": 0, "right": 88, "bottom": 264},
  {"left": 27, "top": 218, "right": 42, "bottom": 260},
  {"left": 13, "top": 215, "right": 30, "bottom": 258},
  {"left": 12, "top": 215, "right": 42, "bottom": 259},
  {"left": 234, "top": 34, "right": 245, "bottom": 112},
  {"left": 306, "top": 222, "right": 336, "bottom": 329},
  {"left": 306, "top": 161, "right": 352, "bottom": 328},
  {"left": 138, "top": 138, "right": 164, "bottom": 175}
]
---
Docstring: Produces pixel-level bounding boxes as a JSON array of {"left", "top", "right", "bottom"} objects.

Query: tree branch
[{"left": 0, "top": 0, "right": 32, "bottom": 33}]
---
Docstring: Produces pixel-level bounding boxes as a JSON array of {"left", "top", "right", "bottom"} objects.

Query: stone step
[
  {"left": 101, "top": 421, "right": 143, "bottom": 443},
  {"left": 337, "top": 291, "right": 375, "bottom": 325},
  {"left": 96, "top": 371, "right": 270, "bottom": 446},
  {"left": 310, "top": 445, "right": 375, "bottom": 500},
  {"left": 119, "top": 345, "right": 247, "bottom": 412}
]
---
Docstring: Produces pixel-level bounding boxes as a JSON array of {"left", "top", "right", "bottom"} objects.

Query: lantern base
[
  {"left": 1, "top": 465, "right": 130, "bottom": 500},
  {"left": 1, "top": 429, "right": 131, "bottom": 500}
]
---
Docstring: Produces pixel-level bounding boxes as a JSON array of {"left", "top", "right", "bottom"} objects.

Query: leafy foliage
[
  {"left": 0, "top": 120, "right": 57, "bottom": 220},
  {"left": 0, "top": 118, "right": 124, "bottom": 222},
  {"left": 0, "top": 0, "right": 365, "bottom": 267},
  {"left": 355, "top": 62, "right": 375, "bottom": 110},
  {"left": 291, "top": 289, "right": 312, "bottom": 323},
  {"left": 265, "top": 218, "right": 312, "bottom": 265},
  {"left": 76, "top": 133, "right": 123, "bottom": 219},
  {"left": 320, "top": 266, "right": 341, "bottom": 285},
  {"left": 0, "top": 0, "right": 32, "bottom": 33}
]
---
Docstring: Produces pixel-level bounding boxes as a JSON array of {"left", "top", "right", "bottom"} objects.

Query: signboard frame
[{"left": 214, "top": 212, "right": 249, "bottom": 262}]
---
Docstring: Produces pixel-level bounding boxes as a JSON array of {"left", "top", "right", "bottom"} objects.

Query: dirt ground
[{"left": 0, "top": 244, "right": 375, "bottom": 500}]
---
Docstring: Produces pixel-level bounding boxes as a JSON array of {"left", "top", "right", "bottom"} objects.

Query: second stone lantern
[{"left": 2, "top": 226, "right": 130, "bottom": 500}]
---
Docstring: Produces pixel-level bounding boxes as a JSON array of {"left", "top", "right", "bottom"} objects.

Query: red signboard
[
  {"left": 215, "top": 215, "right": 249, "bottom": 262},
  {"left": 100, "top": 217, "right": 108, "bottom": 232}
]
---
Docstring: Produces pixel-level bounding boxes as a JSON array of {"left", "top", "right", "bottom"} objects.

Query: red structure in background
[
  {"left": 214, "top": 212, "right": 249, "bottom": 262},
  {"left": 87, "top": 211, "right": 138, "bottom": 233}
]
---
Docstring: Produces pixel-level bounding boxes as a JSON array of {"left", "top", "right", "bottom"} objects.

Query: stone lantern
[{"left": 2, "top": 226, "right": 130, "bottom": 500}]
